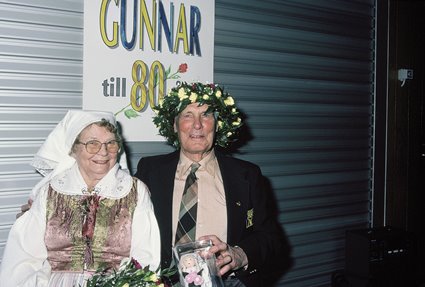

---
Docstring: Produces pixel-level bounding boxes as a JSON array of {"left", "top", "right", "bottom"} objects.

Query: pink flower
[
  {"left": 131, "top": 258, "right": 142, "bottom": 269},
  {"left": 178, "top": 63, "right": 188, "bottom": 73},
  {"left": 185, "top": 272, "right": 198, "bottom": 283},
  {"left": 194, "top": 275, "right": 204, "bottom": 285}
]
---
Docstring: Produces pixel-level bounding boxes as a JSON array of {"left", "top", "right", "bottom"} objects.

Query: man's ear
[{"left": 174, "top": 117, "right": 178, "bottom": 133}]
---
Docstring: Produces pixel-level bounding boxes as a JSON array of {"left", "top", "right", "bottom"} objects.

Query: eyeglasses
[{"left": 77, "top": 140, "right": 120, "bottom": 154}]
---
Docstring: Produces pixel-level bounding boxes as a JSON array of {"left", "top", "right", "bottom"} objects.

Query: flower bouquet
[{"left": 84, "top": 258, "right": 175, "bottom": 287}]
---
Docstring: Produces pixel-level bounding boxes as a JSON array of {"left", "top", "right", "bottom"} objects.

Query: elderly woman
[{"left": 0, "top": 110, "right": 160, "bottom": 287}]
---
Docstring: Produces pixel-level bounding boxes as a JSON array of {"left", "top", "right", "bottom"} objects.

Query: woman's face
[{"left": 73, "top": 124, "right": 118, "bottom": 185}]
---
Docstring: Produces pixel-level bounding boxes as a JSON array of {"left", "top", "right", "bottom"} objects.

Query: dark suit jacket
[{"left": 134, "top": 149, "right": 288, "bottom": 287}]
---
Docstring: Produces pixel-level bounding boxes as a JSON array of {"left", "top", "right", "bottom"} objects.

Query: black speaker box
[{"left": 345, "top": 226, "right": 416, "bottom": 287}]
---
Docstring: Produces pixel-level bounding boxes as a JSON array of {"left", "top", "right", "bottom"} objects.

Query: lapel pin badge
[{"left": 246, "top": 208, "right": 254, "bottom": 228}]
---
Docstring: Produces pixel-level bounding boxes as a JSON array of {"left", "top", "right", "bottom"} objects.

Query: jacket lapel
[
  {"left": 151, "top": 151, "right": 180, "bottom": 260},
  {"left": 216, "top": 151, "right": 250, "bottom": 244}
]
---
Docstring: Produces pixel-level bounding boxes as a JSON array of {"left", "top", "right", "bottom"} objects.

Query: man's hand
[
  {"left": 199, "top": 235, "right": 248, "bottom": 276},
  {"left": 16, "top": 198, "right": 33, "bottom": 219}
]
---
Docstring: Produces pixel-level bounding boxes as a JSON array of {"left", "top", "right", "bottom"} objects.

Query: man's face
[{"left": 175, "top": 103, "right": 216, "bottom": 160}]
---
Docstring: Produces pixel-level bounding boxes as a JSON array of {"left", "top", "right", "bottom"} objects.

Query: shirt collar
[
  {"left": 177, "top": 149, "right": 217, "bottom": 179},
  {"left": 50, "top": 163, "right": 133, "bottom": 198}
]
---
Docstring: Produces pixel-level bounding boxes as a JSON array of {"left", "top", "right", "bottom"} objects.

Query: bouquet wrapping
[{"left": 173, "top": 240, "right": 224, "bottom": 287}]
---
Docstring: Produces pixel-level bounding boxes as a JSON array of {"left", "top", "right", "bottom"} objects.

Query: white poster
[{"left": 83, "top": 0, "right": 215, "bottom": 141}]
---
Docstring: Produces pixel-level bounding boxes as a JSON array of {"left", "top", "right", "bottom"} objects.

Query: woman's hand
[{"left": 198, "top": 235, "right": 248, "bottom": 276}]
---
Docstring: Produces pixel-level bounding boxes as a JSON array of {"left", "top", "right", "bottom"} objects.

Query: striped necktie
[{"left": 175, "top": 162, "right": 200, "bottom": 245}]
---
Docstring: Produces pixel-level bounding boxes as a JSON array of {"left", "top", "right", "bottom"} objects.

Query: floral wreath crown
[{"left": 153, "top": 82, "right": 243, "bottom": 149}]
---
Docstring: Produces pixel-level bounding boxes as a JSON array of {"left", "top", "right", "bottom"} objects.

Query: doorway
[{"left": 386, "top": 0, "right": 425, "bottom": 284}]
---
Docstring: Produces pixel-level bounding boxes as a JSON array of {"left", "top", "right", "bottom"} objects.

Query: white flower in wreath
[
  {"left": 189, "top": 92, "right": 197, "bottom": 103},
  {"left": 224, "top": 96, "right": 234, "bottom": 106},
  {"left": 178, "top": 88, "right": 188, "bottom": 100}
]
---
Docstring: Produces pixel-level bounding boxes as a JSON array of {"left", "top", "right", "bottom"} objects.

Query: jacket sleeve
[
  {"left": 134, "top": 157, "right": 148, "bottom": 184},
  {"left": 232, "top": 164, "right": 292, "bottom": 283}
]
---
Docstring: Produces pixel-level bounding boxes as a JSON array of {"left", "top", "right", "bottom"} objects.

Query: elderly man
[{"left": 135, "top": 82, "right": 291, "bottom": 287}]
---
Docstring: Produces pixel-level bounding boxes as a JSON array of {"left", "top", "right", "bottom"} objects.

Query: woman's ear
[
  {"left": 69, "top": 151, "right": 76, "bottom": 159},
  {"left": 69, "top": 144, "right": 77, "bottom": 159}
]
